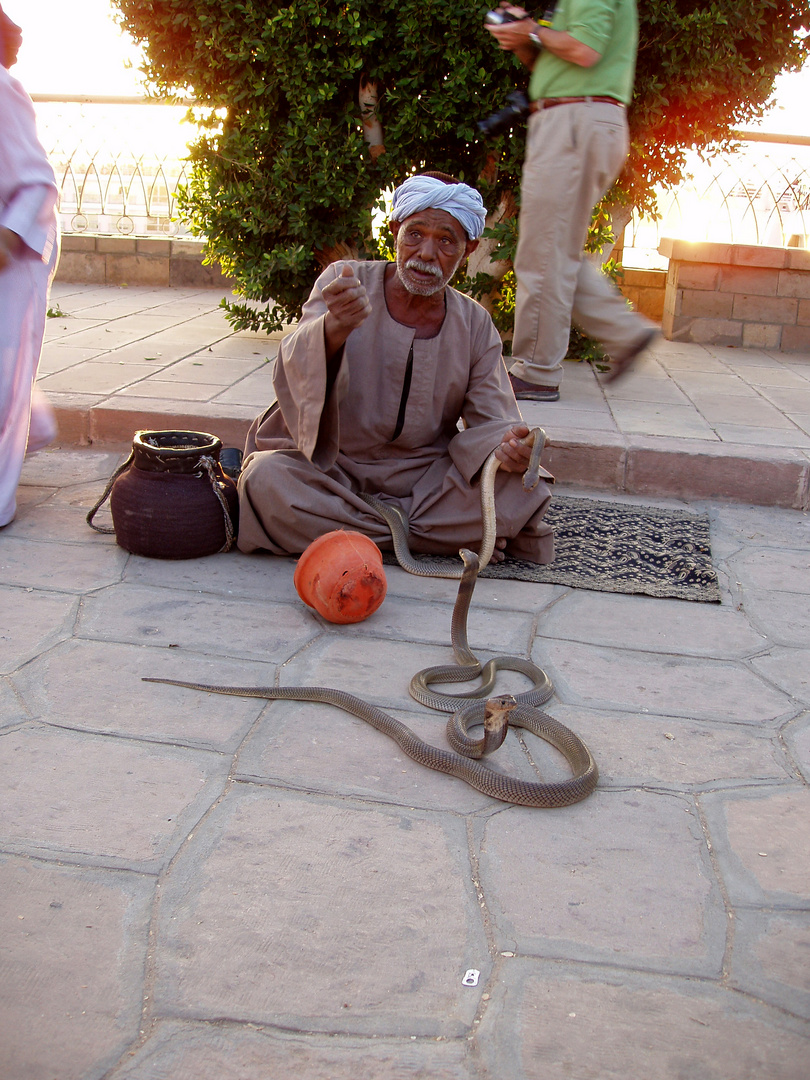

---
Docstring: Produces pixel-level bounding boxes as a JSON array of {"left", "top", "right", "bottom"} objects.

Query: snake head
[
  {"left": 484, "top": 694, "right": 517, "bottom": 731},
  {"left": 484, "top": 694, "right": 517, "bottom": 723},
  {"left": 481, "top": 694, "right": 516, "bottom": 754},
  {"left": 459, "top": 548, "right": 480, "bottom": 572},
  {"left": 521, "top": 426, "right": 546, "bottom": 492}
]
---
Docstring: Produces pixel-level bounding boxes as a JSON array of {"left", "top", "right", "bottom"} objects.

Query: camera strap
[{"left": 537, "top": 0, "right": 559, "bottom": 29}]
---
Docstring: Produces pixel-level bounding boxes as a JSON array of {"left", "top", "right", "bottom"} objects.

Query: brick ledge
[{"left": 55, "top": 235, "right": 236, "bottom": 289}]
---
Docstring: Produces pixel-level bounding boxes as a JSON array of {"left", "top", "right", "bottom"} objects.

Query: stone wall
[
  {"left": 617, "top": 267, "right": 666, "bottom": 324},
  {"left": 55, "top": 235, "right": 235, "bottom": 289},
  {"left": 56, "top": 235, "right": 668, "bottom": 327},
  {"left": 660, "top": 238, "right": 810, "bottom": 351}
]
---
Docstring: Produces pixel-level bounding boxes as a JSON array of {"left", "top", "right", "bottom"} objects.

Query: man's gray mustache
[{"left": 404, "top": 259, "right": 443, "bottom": 279}]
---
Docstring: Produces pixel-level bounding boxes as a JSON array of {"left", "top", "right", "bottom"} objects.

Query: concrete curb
[{"left": 50, "top": 400, "right": 810, "bottom": 511}]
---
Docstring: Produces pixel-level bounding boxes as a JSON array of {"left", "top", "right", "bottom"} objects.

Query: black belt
[{"left": 529, "top": 96, "right": 624, "bottom": 112}]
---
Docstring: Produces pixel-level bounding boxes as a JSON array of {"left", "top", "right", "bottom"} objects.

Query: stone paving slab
[
  {"left": 12, "top": 639, "right": 270, "bottom": 751},
  {"left": 534, "top": 638, "right": 794, "bottom": 723},
  {"left": 784, "top": 713, "right": 810, "bottom": 780},
  {"left": 77, "top": 581, "right": 318, "bottom": 664},
  {"left": 0, "top": 585, "right": 77, "bottom": 674},
  {"left": 2, "top": 447, "right": 809, "bottom": 1079},
  {"left": 751, "top": 643, "right": 810, "bottom": 704},
  {"left": 475, "top": 961, "right": 810, "bottom": 1080},
  {"left": 538, "top": 589, "right": 768, "bottom": 657},
  {"left": 280, "top": 634, "right": 463, "bottom": 712},
  {"left": 122, "top": 546, "right": 301, "bottom": 604},
  {"left": 548, "top": 703, "right": 791, "bottom": 791},
  {"left": 115, "top": 379, "right": 227, "bottom": 403},
  {"left": 728, "top": 908, "right": 810, "bottom": 1020},
  {"left": 713, "top": 421, "right": 810, "bottom": 447},
  {"left": 341, "top": 592, "right": 537, "bottom": 656},
  {"left": 0, "top": 724, "right": 227, "bottom": 871},
  {"left": 476, "top": 789, "right": 726, "bottom": 975},
  {"left": 738, "top": 588, "right": 810, "bottom": 644},
  {"left": 606, "top": 398, "right": 720, "bottom": 439},
  {"left": 0, "top": 678, "right": 30, "bottom": 729},
  {"left": 0, "top": 533, "right": 128, "bottom": 592},
  {"left": 0, "top": 855, "right": 153, "bottom": 1080},
  {"left": 151, "top": 788, "right": 485, "bottom": 1037},
  {"left": 709, "top": 499, "right": 810, "bottom": 549},
  {"left": 701, "top": 787, "right": 810, "bottom": 908},
  {"left": 728, "top": 545, "right": 810, "bottom": 590},
  {"left": 15, "top": 446, "right": 123, "bottom": 489}
]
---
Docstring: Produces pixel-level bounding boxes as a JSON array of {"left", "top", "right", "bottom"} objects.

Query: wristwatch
[{"left": 529, "top": 24, "right": 543, "bottom": 48}]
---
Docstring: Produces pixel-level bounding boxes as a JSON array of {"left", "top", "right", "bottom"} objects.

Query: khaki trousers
[{"left": 509, "top": 99, "right": 652, "bottom": 390}]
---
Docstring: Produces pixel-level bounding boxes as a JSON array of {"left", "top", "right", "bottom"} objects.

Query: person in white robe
[
  {"left": 237, "top": 173, "right": 555, "bottom": 564},
  {"left": 0, "top": 5, "right": 59, "bottom": 527}
]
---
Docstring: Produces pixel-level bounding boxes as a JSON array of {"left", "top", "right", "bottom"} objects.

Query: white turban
[{"left": 390, "top": 176, "right": 487, "bottom": 240}]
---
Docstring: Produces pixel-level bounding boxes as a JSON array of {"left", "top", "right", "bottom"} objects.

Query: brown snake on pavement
[{"left": 144, "top": 430, "right": 598, "bottom": 806}]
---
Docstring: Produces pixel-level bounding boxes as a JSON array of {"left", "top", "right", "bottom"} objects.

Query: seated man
[{"left": 236, "top": 172, "right": 554, "bottom": 565}]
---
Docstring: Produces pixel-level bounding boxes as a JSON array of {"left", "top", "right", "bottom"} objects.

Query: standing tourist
[
  {"left": 486, "top": 0, "right": 657, "bottom": 401},
  {"left": 0, "top": 4, "right": 59, "bottom": 527}
]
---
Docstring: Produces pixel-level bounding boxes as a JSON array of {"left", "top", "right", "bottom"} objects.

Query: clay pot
[
  {"left": 100, "top": 430, "right": 238, "bottom": 559},
  {"left": 294, "top": 530, "right": 387, "bottom": 624}
]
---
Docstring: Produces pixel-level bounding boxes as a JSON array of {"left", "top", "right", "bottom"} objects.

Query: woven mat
[{"left": 384, "top": 495, "right": 721, "bottom": 603}]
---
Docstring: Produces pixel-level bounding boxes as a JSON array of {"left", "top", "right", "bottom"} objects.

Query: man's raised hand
[
  {"left": 494, "top": 423, "right": 535, "bottom": 473},
  {"left": 322, "top": 263, "right": 372, "bottom": 357}
]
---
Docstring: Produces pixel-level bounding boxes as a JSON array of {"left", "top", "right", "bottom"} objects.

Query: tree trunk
[
  {"left": 314, "top": 240, "right": 361, "bottom": 269},
  {"left": 359, "top": 75, "right": 385, "bottom": 160},
  {"left": 465, "top": 187, "right": 517, "bottom": 314},
  {"left": 601, "top": 202, "right": 633, "bottom": 263}
]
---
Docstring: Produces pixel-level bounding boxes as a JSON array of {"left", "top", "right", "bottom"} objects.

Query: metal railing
[
  {"left": 32, "top": 97, "right": 810, "bottom": 258},
  {"left": 624, "top": 130, "right": 810, "bottom": 268},
  {"left": 32, "top": 95, "right": 196, "bottom": 237}
]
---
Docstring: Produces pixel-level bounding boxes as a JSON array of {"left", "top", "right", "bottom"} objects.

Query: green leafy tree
[{"left": 114, "top": 0, "right": 809, "bottom": 334}]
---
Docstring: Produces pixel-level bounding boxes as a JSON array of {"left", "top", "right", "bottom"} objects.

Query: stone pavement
[{"left": 1, "top": 281, "right": 809, "bottom": 1079}]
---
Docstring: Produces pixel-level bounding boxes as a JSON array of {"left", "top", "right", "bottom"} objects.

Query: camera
[
  {"left": 477, "top": 90, "right": 531, "bottom": 138},
  {"left": 485, "top": 7, "right": 530, "bottom": 25}
]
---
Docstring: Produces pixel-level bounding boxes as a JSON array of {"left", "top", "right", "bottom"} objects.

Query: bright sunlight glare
[
  {"left": 6, "top": 0, "right": 809, "bottom": 133},
  {"left": 5, "top": 0, "right": 146, "bottom": 96}
]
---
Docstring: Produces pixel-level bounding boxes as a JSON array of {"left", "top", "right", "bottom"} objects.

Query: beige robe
[{"left": 237, "top": 261, "right": 554, "bottom": 562}]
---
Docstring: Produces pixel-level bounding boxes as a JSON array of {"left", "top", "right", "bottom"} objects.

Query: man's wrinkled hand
[
  {"left": 322, "top": 263, "right": 372, "bottom": 335},
  {"left": 494, "top": 423, "right": 534, "bottom": 473}
]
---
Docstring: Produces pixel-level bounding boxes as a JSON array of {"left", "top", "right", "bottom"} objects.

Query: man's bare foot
[{"left": 489, "top": 537, "right": 508, "bottom": 564}]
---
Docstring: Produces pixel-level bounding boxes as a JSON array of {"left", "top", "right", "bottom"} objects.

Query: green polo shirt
[{"left": 529, "top": 0, "right": 639, "bottom": 105}]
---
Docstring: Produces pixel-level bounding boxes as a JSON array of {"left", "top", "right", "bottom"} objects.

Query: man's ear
[
  {"left": 389, "top": 219, "right": 401, "bottom": 243},
  {"left": 465, "top": 239, "right": 480, "bottom": 258}
]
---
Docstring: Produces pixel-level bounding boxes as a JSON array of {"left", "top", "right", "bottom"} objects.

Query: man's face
[
  {"left": 0, "top": 7, "right": 23, "bottom": 69},
  {"left": 392, "top": 208, "right": 475, "bottom": 297}
]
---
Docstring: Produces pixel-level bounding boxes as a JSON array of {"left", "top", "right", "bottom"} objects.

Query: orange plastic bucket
[{"left": 294, "top": 530, "right": 387, "bottom": 624}]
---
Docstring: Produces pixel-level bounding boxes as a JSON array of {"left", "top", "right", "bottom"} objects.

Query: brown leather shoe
[
  {"left": 602, "top": 329, "right": 659, "bottom": 384},
  {"left": 509, "top": 373, "right": 561, "bottom": 401}
]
